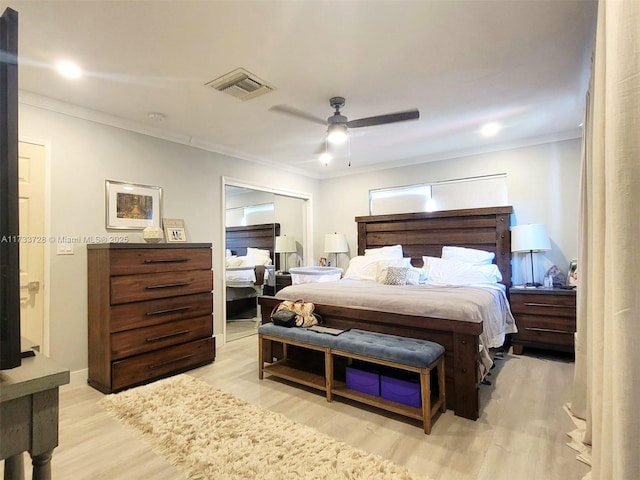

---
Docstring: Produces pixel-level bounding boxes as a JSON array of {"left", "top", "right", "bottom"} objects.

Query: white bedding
[
  {"left": 226, "top": 265, "right": 274, "bottom": 288},
  {"left": 275, "top": 278, "right": 517, "bottom": 353}
]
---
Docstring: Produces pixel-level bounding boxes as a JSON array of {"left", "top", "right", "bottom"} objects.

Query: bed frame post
[{"left": 452, "top": 332, "right": 480, "bottom": 420}]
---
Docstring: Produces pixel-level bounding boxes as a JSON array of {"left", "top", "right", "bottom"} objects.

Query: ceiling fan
[{"left": 270, "top": 97, "right": 420, "bottom": 158}]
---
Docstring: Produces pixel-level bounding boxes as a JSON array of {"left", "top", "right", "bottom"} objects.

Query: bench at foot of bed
[{"left": 258, "top": 323, "right": 446, "bottom": 434}]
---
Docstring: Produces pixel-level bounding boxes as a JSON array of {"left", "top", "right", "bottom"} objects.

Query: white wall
[
  {"left": 316, "top": 139, "right": 581, "bottom": 284},
  {"left": 19, "top": 103, "right": 319, "bottom": 372}
]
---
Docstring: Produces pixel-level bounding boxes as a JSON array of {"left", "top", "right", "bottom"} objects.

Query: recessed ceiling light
[
  {"left": 56, "top": 61, "right": 82, "bottom": 79},
  {"left": 480, "top": 122, "right": 501, "bottom": 137}
]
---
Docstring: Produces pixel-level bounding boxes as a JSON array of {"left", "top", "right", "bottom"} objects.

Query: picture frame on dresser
[
  {"left": 163, "top": 218, "right": 187, "bottom": 243},
  {"left": 105, "top": 179, "right": 162, "bottom": 229}
]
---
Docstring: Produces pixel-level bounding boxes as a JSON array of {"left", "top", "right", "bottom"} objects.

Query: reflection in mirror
[{"left": 224, "top": 184, "right": 307, "bottom": 343}]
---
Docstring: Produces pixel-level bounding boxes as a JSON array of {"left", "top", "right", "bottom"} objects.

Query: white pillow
[
  {"left": 226, "top": 256, "right": 242, "bottom": 267},
  {"left": 375, "top": 258, "right": 411, "bottom": 283},
  {"left": 239, "top": 254, "right": 273, "bottom": 267},
  {"left": 344, "top": 256, "right": 380, "bottom": 281},
  {"left": 246, "top": 247, "right": 271, "bottom": 258},
  {"left": 364, "top": 244, "right": 403, "bottom": 258},
  {"left": 441, "top": 246, "right": 495, "bottom": 265},
  {"left": 422, "top": 256, "right": 502, "bottom": 284}
]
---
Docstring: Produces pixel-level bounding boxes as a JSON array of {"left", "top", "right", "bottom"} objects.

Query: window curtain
[{"left": 568, "top": 1, "right": 640, "bottom": 479}]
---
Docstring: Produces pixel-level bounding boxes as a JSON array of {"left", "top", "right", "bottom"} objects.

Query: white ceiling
[{"left": 6, "top": 0, "right": 597, "bottom": 179}]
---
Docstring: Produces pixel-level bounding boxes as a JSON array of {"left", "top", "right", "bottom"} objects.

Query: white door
[{"left": 18, "top": 141, "right": 46, "bottom": 350}]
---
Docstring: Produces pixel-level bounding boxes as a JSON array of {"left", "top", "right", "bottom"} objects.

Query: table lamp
[
  {"left": 275, "top": 235, "right": 296, "bottom": 273},
  {"left": 511, "top": 224, "right": 551, "bottom": 287},
  {"left": 324, "top": 233, "right": 348, "bottom": 268}
]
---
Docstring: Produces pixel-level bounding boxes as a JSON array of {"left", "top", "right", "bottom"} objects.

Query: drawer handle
[
  {"left": 145, "top": 329, "right": 191, "bottom": 343},
  {"left": 143, "top": 258, "right": 189, "bottom": 264},
  {"left": 525, "top": 327, "right": 572, "bottom": 334},
  {"left": 145, "top": 282, "right": 191, "bottom": 290},
  {"left": 523, "top": 302, "right": 574, "bottom": 309},
  {"left": 145, "top": 306, "right": 192, "bottom": 316},
  {"left": 149, "top": 354, "right": 194, "bottom": 369}
]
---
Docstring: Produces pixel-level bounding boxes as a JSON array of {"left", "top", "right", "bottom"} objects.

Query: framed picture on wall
[
  {"left": 163, "top": 218, "right": 187, "bottom": 243},
  {"left": 105, "top": 180, "right": 162, "bottom": 229}
]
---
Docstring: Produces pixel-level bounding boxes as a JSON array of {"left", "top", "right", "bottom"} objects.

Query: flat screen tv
[{"left": 0, "top": 7, "right": 21, "bottom": 370}]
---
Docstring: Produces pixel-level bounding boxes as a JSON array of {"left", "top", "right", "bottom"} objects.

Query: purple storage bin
[
  {"left": 346, "top": 366, "right": 380, "bottom": 397},
  {"left": 380, "top": 374, "right": 422, "bottom": 408}
]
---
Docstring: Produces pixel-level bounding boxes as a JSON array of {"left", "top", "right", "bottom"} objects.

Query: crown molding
[{"left": 18, "top": 91, "right": 320, "bottom": 179}]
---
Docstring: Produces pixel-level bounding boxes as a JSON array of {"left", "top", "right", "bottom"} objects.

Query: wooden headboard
[
  {"left": 356, "top": 206, "right": 513, "bottom": 286},
  {"left": 226, "top": 223, "right": 281, "bottom": 269}
]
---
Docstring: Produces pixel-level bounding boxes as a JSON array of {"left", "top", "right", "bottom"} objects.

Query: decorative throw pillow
[
  {"left": 384, "top": 266, "right": 409, "bottom": 285},
  {"left": 375, "top": 258, "right": 411, "bottom": 283}
]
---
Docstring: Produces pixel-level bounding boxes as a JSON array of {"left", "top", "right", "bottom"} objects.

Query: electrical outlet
[{"left": 56, "top": 243, "right": 74, "bottom": 255}]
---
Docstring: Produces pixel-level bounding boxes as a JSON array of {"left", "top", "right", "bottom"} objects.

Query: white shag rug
[{"left": 99, "top": 375, "right": 430, "bottom": 480}]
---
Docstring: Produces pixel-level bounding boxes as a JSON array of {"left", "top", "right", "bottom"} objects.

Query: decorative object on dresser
[
  {"left": 87, "top": 243, "right": 215, "bottom": 393},
  {"left": 509, "top": 287, "right": 576, "bottom": 355},
  {"left": 162, "top": 218, "right": 187, "bottom": 243},
  {"left": 105, "top": 180, "right": 162, "bottom": 230},
  {"left": 324, "top": 232, "right": 349, "bottom": 268},
  {"left": 142, "top": 225, "right": 164, "bottom": 243},
  {"left": 511, "top": 223, "right": 551, "bottom": 286}
]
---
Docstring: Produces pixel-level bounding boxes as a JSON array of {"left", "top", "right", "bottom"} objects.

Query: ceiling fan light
[
  {"left": 319, "top": 152, "right": 332, "bottom": 165},
  {"left": 327, "top": 124, "right": 348, "bottom": 145}
]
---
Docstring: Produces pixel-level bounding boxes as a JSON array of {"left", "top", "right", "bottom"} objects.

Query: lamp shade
[
  {"left": 324, "top": 233, "right": 348, "bottom": 253},
  {"left": 511, "top": 224, "right": 551, "bottom": 252},
  {"left": 275, "top": 235, "right": 296, "bottom": 253}
]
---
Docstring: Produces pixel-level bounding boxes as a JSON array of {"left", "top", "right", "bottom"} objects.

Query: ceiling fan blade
[
  {"left": 347, "top": 109, "right": 419, "bottom": 128},
  {"left": 269, "top": 104, "right": 326, "bottom": 126}
]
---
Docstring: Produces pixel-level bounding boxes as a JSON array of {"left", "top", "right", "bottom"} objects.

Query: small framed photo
[
  {"left": 105, "top": 180, "right": 162, "bottom": 230},
  {"left": 163, "top": 218, "right": 187, "bottom": 243}
]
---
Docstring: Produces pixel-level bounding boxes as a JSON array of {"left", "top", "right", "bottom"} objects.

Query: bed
[
  {"left": 258, "top": 206, "right": 513, "bottom": 420},
  {"left": 225, "top": 223, "right": 279, "bottom": 319}
]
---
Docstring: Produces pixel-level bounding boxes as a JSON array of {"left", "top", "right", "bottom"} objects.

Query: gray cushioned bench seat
[
  {"left": 258, "top": 323, "right": 444, "bottom": 368},
  {"left": 258, "top": 322, "right": 338, "bottom": 349},
  {"left": 333, "top": 329, "right": 445, "bottom": 369}
]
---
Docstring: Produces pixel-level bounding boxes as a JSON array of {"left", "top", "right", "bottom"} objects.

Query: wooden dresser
[
  {"left": 509, "top": 287, "right": 576, "bottom": 355},
  {"left": 87, "top": 243, "right": 215, "bottom": 393}
]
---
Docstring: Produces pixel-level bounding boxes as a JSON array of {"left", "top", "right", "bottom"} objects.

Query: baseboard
[{"left": 61, "top": 368, "right": 88, "bottom": 391}]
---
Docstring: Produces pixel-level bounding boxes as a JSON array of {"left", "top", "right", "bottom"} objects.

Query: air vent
[{"left": 205, "top": 68, "right": 273, "bottom": 101}]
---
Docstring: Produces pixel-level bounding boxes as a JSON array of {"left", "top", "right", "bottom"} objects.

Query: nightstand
[
  {"left": 275, "top": 273, "right": 292, "bottom": 293},
  {"left": 509, "top": 287, "right": 576, "bottom": 355}
]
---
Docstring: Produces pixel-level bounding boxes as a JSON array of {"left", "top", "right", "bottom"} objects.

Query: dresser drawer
[
  {"left": 111, "top": 337, "right": 215, "bottom": 391},
  {"left": 515, "top": 313, "right": 575, "bottom": 334},
  {"left": 110, "top": 292, "right": 213, "bottom": 332},
  {"left": 111, "top": 269, "right": 213, "bottom": 304},
  {"left": 513, "top": 317, "right": 574, "bottom": 348},
  {"left": 510, "top": 293, "right": 575, "bottom": 317},
  {"left": 111, "top": 315, "right": 213, "bottom": 360},
  {"left": 110, "top": 248, "right": 212, "bottom": 275}
]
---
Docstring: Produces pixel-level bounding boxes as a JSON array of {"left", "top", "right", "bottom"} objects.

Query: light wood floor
[{"left": 3, "top": 336, "right": 589, "bottom": 480}]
